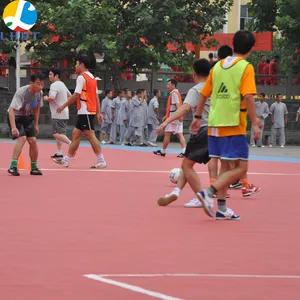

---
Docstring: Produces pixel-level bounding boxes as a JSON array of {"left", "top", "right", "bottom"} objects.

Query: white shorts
[{"left": 165, "top": 123, "right": 183, "bottom": 135}]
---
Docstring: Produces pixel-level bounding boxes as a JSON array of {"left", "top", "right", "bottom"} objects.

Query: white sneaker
[
  {"left": 148, "top": 141, "right": 157, "bottom": 147},
  {"left": 184, "top": 198, "right": 203, "bottom": 208},
  {"left": 280, "top": 145, "right": 285, "bottom": 148},
  {"left": 52, "top": 158, "right": 69, "bottom": 167},
  {"left": 91, "top": 161, "right": 107, "bottom": 169},
  {"left": 101, "top": 141, "right": 106, "bottom": 144},
  {"left": 196, "top": 190, "right": 214, "bottom": 218}
]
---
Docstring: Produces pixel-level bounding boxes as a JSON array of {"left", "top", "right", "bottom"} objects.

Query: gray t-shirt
[
  {"left": 183, "top": 82, "right": 210, "bottom": 127},
  {"left": 269, "top": 101, "right": 288, "bottom": 128},
  {"left": 147, "top": 96, "right": 159, "bottom": 125},
  {"left": 8, "top": 85, "right": 43, "bottom": 116}
]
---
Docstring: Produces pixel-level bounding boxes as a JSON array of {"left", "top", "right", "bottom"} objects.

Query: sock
[
  {"left": 172, "top": 187, "right": 181, "bottom": 196},
  {"left": 97, "top": 153, "right": 104, "bottom": 162},
  {"left": 63, "top": 153, "right": 72, "bottom": 162},
  {"left": 57, "top": 150, "right": 63, "bottom": 156},
  {"left": 241, "top": 178, "right": 250, "bottom": 189},
  {"left": 210, "top": 178, "right": 217, "bottom": 186},
  {"left": 10, "top": 159, "right": 18, "bottom": 168},
  {"left": 218, "top": 199, "right": 226, "bottom": 213},
  {"left": 31, "top": 161, "right": 38, "bottom": 170},
  {"left": 161, "top": 149, "right": 166, "bottom": 154},
  {"left": 206, "top": 185, "right": 217, "bottom": 198},
  {"left": 182, "top": 148, "right": 186, "bottom": 153}
]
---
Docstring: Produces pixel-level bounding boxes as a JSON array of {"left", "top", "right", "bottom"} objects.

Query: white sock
[
  {"left": 64, "top": 153, "right": 72, "bottom": 162},
  {"left": 97, "top": 153, "right": 104, "bottom": 162},
  {"left": 182, "top": 148, "right": 186, "bottom": 153},
  {"left": 57, "top": 150, "right": 63, "bottom": 155},
  {"left": 172, "top": 187, "right": 181, "bottom": 196},
  {"left": 161, "top": 149, "right": 166, "bottom": 154}
]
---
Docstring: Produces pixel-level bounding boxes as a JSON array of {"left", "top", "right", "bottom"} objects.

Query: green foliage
[
  {"left": 247, "top": 0, "right": 277, "bottom": 32},
  {"left": 19, "top": 0, "right": 232, "bottom": 72}
]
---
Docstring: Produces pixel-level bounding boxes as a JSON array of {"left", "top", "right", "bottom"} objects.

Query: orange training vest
[
  {"left": 77, "top": 73, "right": 97, "bottom": 114},
  {"left": 165, "top": 89, "right": 182, "bottom": 118}
]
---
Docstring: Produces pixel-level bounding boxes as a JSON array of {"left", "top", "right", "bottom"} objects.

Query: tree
[
  {"left": 248, "top": 0, "right": 300, "bottom": 74},
  {"left": 23, "top": 0, "right": 233, "bottom": 88}
]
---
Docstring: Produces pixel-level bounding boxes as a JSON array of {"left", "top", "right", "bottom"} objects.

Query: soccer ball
[{"left": 169, "top": 168, "right": 182, "bottom": 184}]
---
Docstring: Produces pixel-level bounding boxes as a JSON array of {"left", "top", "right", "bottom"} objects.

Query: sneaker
[
  {"left": 153, "top": 150, "right": 166, "bottom": 157},
  {"left": 51, "top": 153, "right": 63, "bottom": 159},
  {"left": 53, "top": 158, "right": 69, "bottom": 167},
  {"left": 216, "top": 208, "right": 240, "bottom": 220},
  {"left": 177, "top": 153, "right": 184, "bottom": 158},
  {"left": 229, "top": 180, "right": 242, "bottom": 189},
  {"left": 30, "top": 168, "right": 43, "bottom": 175},
  {"left": 147, "top": 141, "right": 157, "bottom": 147},
  {"left": 157, "top": 193, "right": 178, "bottom": 206},
  {"left": 139, "top": 143, "right": 148, "bottom": 147},
  {"left": 196, "top": 190, "right": 214, "bottom": 218},
  {"left": 125, "top": 142, "right": 133, "bottom": 146},
  {"left": 242, "top": 184, "right": 261, "bottom": 197},
  {"left": 8, "top": 166, "right": 20, "bottom": 176},
  {"left": 90, "top": 161, "right": 107, "bottom": 169},
  {"left": 184, "top": 198, "right": 203, "bottom": 208}
]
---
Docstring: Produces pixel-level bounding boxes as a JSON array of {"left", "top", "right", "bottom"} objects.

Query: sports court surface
[{"left": 1, "top": 139, "right": 300, "bottom": 300}]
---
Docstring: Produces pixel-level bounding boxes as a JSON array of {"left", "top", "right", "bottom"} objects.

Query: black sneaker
[
  {"left": 177, "top": 153, "right": 184, "bottom": 158},
  {"left": 30, "top": 168, "right": 43, "bottom": 176},
  {"left": 153, "top": 150, "right": 166, "bottom": 157},
  {"left": 8, "top": 166, "right": 20, "bottom": 176},
  {"left": 51, "top": 153, "right": 63, "bottom": 159}
]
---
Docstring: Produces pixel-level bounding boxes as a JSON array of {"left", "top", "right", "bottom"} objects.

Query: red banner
[{"left": 199, "top": 32, "right": 273, "bottom": 51}]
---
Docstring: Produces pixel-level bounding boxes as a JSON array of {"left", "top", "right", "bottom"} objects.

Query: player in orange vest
[
  {"left": 53, "top": 55, "right": 107, "bottom": 169},
  {"left": 153, "top": 79, "right": 186, "bottom": 157}
]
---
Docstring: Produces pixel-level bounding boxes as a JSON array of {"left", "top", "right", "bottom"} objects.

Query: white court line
[
  {"left": 84, "top": 274, "right": 183, "bottom": 300},
  {"left": 1, "top": 168, "right": 300, "bottom": 176},
  {"left": 93, "top": 273, "right": 300, "bottom": 279}
]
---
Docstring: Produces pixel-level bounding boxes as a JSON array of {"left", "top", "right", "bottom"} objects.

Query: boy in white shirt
[{"left": 44, "top": 68, "right": 72, "bottom": 158}]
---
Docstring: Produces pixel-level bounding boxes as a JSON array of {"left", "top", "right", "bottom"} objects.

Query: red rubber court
[{"left": 0, "top": 141, "right": 300, "bottom": 300}]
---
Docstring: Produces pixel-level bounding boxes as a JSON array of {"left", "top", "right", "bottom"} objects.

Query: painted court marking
[
  {"left": 84, "top": 274, "right": 183, "bottom": 300},
  {"left": 2, "top": 168, "right": 300, "bottom": 176},
  {"left": 84, "top": 273, "right": 300, "bottom": 300}
]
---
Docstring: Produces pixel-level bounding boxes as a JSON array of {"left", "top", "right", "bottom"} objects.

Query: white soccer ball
[{"left": 169, "top": 168, "right": 182, "bottom": 184}]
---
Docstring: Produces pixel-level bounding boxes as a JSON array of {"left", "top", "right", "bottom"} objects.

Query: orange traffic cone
[
  {"left": 18, "top": 153, "right": 26, "bottom": 169},
  {"left": 28, "top": 163, "right": 31, "bottom": 171}
]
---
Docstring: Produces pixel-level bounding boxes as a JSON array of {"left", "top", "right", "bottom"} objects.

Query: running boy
[
  {"left": 190, "top": 30, "right": 262, "bottom": 220},
  {"left": 53, "top": 55, "right": 106, "bottom": 169}
]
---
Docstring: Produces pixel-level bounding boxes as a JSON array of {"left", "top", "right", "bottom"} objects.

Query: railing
[{"left": 1, "top": 66, "right": 300, "bottom": 99}]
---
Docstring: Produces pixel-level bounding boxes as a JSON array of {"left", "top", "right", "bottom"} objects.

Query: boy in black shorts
[
  {"left": 7, "top": 73, "right": 45, "bottom": 176},
  {"left": 156, "top": 59, "right": 214, "bottom": 206}
]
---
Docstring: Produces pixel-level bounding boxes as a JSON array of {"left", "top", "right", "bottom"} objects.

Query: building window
[{"left": 240, "top": 5, "right": 252, "bottom": 30}]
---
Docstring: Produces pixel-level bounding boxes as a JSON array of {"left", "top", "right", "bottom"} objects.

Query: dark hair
[
  {"left": 136, "top": 88, "right": 146, "bottom": 95},
  {"left": 49, "top": 68, "right": 61, "bottom": 78},
  {"left": 193, "top": 59, "right": 211, "bottom": 77},
  {"left": 30, "top": 73, "right": 45, "bottom": 82},
  {"left": 276, "top": 93, "right": 282, "bottom": 98},
  {"left": 260, "top": 92, "right": 266, "bottom": 97},
  {"left": 208, "top": 53, "right": 213, "bottom": 59},
  {"left": 77, "top": 55, "right": 91, "bottom": 69},
  {"left": 105, "top": 89, "right": 111, "bottom": 96},
  {"left": 153, "top": 89, "right": 160, "bottom": 96},
  {"left": 167, "top": 79, "right": 177, "bottom": 87},
  {"left": 218, "top": 45, "right": 233, "bottom": 59},
  {"left": 233, "top": 30, "right": 256, "bottom": 55},
  {"left": 266, "top": 59, "right": 270, "bottom": 64},
  {"left": 274, "top": 55, "right": 280, "bottom": 60}
]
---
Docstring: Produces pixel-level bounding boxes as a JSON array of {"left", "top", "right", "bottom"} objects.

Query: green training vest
[{"left": 208, "top": 58, "right": 249, "bottom": 127}]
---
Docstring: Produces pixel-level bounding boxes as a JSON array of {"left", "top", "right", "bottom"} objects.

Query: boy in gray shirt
[
  {"left": 7, "top": 73, "right": 45, "bottom": 176},
  {"left": 100, "top": 89, "right": 113, "bottom": 144},
  {"left": 269, "top": 93, "right": 288, "bottom": 147},
  {"left": 147, "top": 89, "right": 161, "bottom": 147}
]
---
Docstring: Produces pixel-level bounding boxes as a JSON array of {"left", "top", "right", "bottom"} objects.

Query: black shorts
[
  {"left": 184, "top": 126, "right": 210, "bottom": 164},
  {"left": 52, "top": 119, "right": 68, "bottom": 134},
  {"left": 75, "top": 114, "right": 95, "bottom": 131},
  {"left": 7, "top": 114, "right": 35, "bottom": 140}
]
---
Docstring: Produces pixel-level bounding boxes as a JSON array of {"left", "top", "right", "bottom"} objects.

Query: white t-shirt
[
  {"left": 49, "top": 81, "right": 71, "bottom": 119},
  {"left": 74, "top": 71, "right": 98, "bottom": 115}
]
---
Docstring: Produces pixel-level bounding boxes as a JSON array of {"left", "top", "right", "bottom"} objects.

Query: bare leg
[{"left": 12, "top": 136, "right": 26, "bottom": 160}]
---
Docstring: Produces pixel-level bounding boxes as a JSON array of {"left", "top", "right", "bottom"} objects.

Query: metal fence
[{"left": 1, "top": 66, "right": 300, "bottom": 99}]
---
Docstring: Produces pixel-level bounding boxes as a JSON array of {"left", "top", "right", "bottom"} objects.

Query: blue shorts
[{"left": 208, "top": 135, "right": 249, "bottom": 161}]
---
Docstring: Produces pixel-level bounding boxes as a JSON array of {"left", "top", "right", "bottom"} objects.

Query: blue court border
[{"left": 1, "top": 139, "right": 300, "bottom": 163}]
